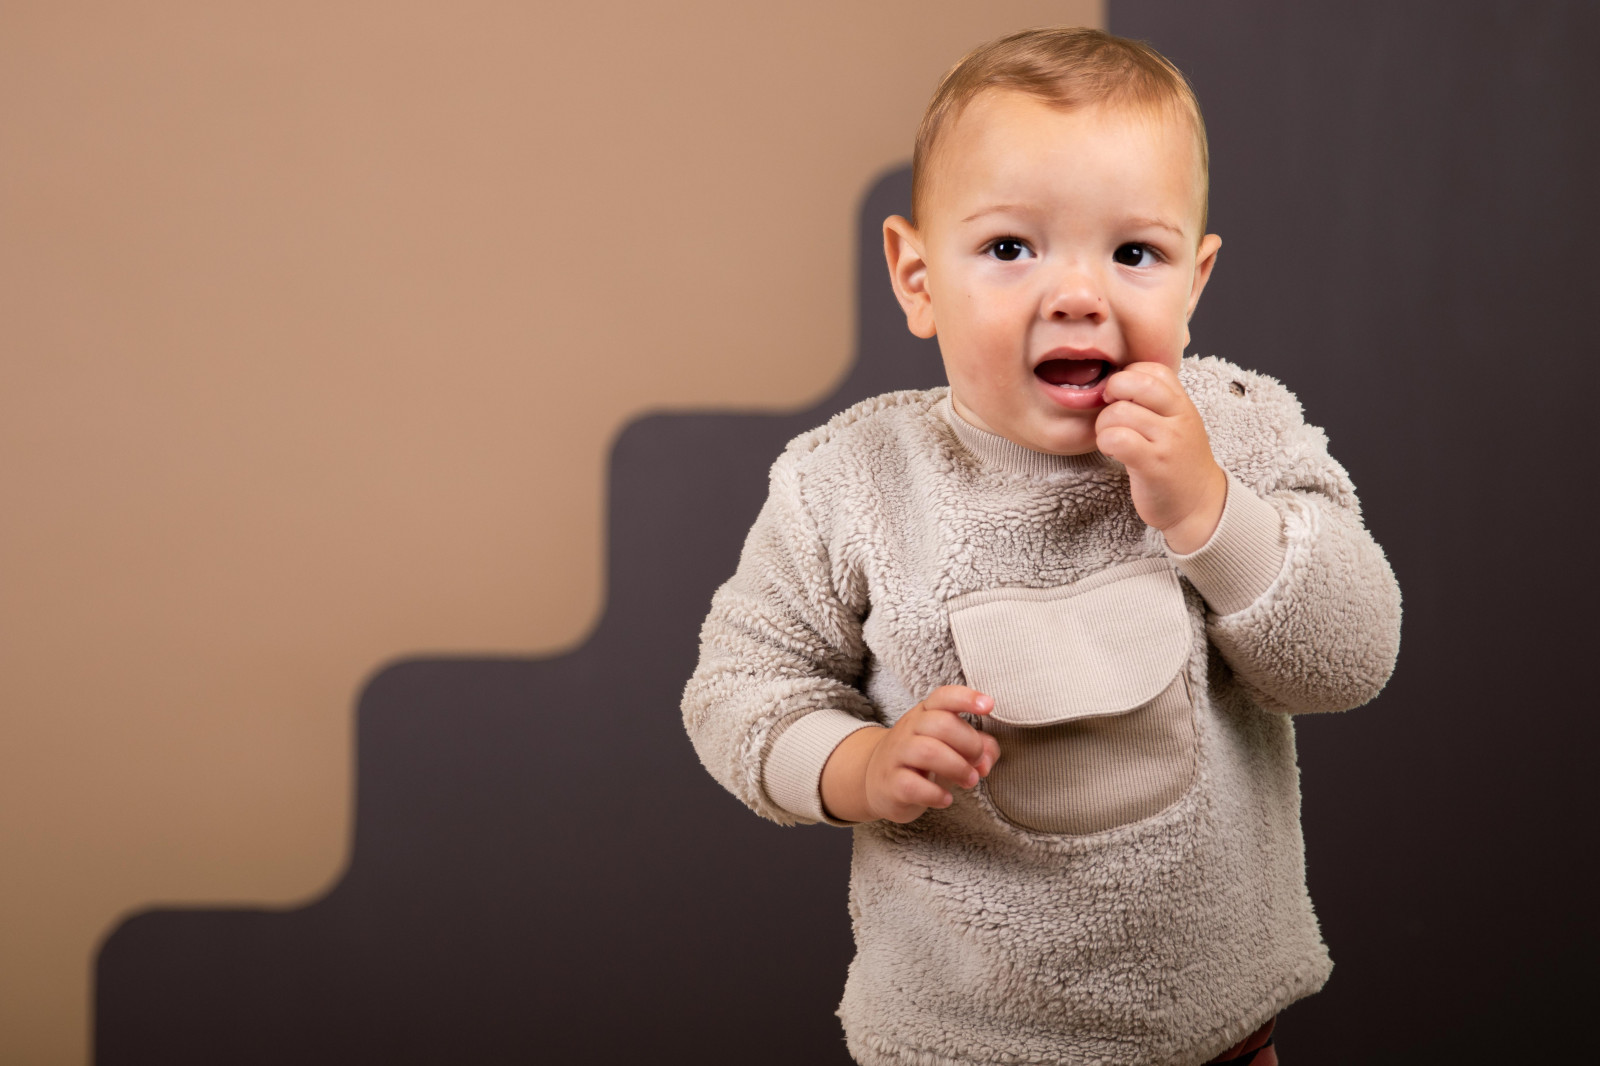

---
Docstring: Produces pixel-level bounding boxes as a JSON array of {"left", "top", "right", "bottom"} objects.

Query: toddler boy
[{"left": 682, "top": 27, "right": 1400, "bottom": 1066}]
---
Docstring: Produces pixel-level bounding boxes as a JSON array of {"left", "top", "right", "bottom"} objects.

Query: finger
[
  {"left": 978, "top": 734, "right": 1001, "bottom": 775},
  {"left": 908, "top": 736, "right": 985, "bottom": 786},
  {"left": 1102, "top": 363, "right": 1188, "bottom": 416},
  {"left": 911, "top": 709, "right": 992, "bottom": 767},
  {"left": 1101, "top": 367, "right": 1179, "bottom": 413},
  {"left": 1113, "top": 359, "right": 1181, "bottom": 386},
  {"left": 927, "top": 771, "right": 977, "bottom": 795},
  {"left": 918, "top": 685, "right": 994, "bottom": 716},
  {"left": 917, "top": 717, "right": 1001, "bottom": 777},
  {"left": 1095, "top": 424, "right": 1157, "bottom": 464},
  {"left": 1094, "top": 399, "right": 1163, "bottom": 443},
  {"left": 927, "top": 736, "right": 1001, "bottom": 786},
  {"left": 891, "top": 767, "right": 950, "bottom": 811}
]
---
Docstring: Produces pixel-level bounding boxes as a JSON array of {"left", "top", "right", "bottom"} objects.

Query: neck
[{"left": 938, "top": 393, "right": 1113, "bottom": 477}]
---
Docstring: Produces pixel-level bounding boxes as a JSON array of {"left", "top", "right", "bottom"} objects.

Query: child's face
[{"left": 886, "top": 91, "right": 1222, "bottom": 455}]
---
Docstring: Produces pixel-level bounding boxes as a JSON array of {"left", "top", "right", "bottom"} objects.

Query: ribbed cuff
[
  {"left": 1164, "top": 474, "right": 1287, "bottom": 616},
  {"left": 763, "top": 710, "right": 881, "bottom": 826}
]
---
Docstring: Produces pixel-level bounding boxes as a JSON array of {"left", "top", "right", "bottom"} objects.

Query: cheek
[
  {"left": 1125, "top": 293, "right": 1193, "bottom": 364},
  {"left": 934, "top": 264, "right": 1032, "bottom": 378},
  {"left": 944, "top": 289, "right": 1012, "bottom": 350},
  {"left": 963, "top": 281, "right": 1033, "bottom": 335}
]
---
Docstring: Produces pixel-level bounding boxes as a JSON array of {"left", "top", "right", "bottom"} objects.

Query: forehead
[{"left": 924, "top": 90, "right": 1204, "bottom": 235}]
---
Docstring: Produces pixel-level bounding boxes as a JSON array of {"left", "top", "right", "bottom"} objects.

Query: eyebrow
[
  {"left": 960, "top": 206, "right": 1188, "bottom": 238},
  {"left": 1127, "top": 216, "right": 1187, "bottom": 238},
  {"left": 960, "top": 204, "right": 1027, "bottom": 223}
]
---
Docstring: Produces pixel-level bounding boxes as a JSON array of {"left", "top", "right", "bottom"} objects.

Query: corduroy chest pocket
[{"left": 947, "top": 557, "right": 1197, "bottom": 835}]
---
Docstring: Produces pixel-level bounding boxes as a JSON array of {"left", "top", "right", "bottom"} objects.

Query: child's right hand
[{"left": 860, "top": 686, "right": 1000, "bottom": 823}]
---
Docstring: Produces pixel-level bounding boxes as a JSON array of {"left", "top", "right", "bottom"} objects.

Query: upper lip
[{"left": 1032, "top": 346, "right": 1117, "bottom": 370}]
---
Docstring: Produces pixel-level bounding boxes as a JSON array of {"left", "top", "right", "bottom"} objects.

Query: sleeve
[
  {"left": 680, "top": 448, "right": 882, "bottom": 826},
  {"left": 1162, "top": 416, "right": 1403, "bottom": 714}
]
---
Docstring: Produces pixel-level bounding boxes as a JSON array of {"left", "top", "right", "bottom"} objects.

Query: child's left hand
[{"left": 1094, "top": 362, "right": 1228, "bottom": 555}]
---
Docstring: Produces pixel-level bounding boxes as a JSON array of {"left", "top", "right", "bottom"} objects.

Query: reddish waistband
[{"left": 1205, "top": 1016, "right": 1277, "bottom": 1065}]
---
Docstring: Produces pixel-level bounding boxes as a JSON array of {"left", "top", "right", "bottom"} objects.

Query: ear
[
  {"left": 1185, "top": 233, "right": 1222, "bottom": 321},
  {"left": 1180, "top": 233, "right": 1222, "bottom": 348},
  {"left": 883, "top": 215, "right": 936, "bottom": 339}
]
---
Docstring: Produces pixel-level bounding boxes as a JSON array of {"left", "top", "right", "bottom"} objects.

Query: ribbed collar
[{"left": 936, "top": 393, "right": 1114, "bottom": 478}]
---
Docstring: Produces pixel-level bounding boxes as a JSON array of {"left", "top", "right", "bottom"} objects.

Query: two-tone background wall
[{"left": 4, "top": 2, "right": 1595, "bottom": 1063}]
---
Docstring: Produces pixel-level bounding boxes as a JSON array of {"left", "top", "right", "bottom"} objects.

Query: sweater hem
[{"left": 841, "top": 955, "right": 1330, "bottom": 1066}]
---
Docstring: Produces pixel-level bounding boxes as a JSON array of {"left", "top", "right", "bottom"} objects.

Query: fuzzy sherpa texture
[{"left": 681, "top": 356, "right": 1402, "bottom": 1066}]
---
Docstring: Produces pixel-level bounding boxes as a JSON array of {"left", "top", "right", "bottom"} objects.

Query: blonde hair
[{"left": 911, "top": 27, "right": 1210, "bottom": 236}]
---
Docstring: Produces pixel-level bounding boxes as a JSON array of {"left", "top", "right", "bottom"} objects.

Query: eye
[
  {"left": 1113, "top": 242, "right": 1159, "bottom": 267},
  {"left": 986, "top": 237, "right": 1033, "bottom": 262}
]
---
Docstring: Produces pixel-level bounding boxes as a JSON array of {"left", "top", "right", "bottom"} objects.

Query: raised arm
[
  {"left": 1099, "top": 359, "right": 1400, "bottom": 714},
  {"left": 1165, "top": 415, "right": 1402, "bottom": 714}
]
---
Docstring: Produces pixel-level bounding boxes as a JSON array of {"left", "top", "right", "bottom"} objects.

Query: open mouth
[{"left": 1034, "top": 358, "right": 1113, "bottom": 389}]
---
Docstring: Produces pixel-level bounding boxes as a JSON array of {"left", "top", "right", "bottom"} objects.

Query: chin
[
  {"left": 1027, "top": 418, "right": 1100, "bottom": 457},
  {"left": 1042, "top": 442, "right": 1100, "bottom": 457},
  {"left": 1028, "top": 431, "right": 1100, "bottom": 456}
]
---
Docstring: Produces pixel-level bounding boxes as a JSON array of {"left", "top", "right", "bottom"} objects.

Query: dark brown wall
[{"left": 1114, "top": 2, "right": 1599, "bottom": 1059}]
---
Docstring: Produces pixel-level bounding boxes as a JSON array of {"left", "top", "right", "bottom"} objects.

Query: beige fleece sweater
[{"left": 681, "top": 356, "right": 1402, "bottom": 1066}]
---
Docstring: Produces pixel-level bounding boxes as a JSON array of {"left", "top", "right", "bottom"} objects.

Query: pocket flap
[{"left": 947, "top": 557, "right": 1190, "bottom": 726}]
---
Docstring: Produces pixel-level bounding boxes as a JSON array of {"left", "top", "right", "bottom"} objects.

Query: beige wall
[{"left": 0, "top": 2, "right": 1101, "bottom": 1062}]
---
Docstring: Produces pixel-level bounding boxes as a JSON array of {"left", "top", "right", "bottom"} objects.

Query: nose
[{"left": 1043, "top": 264, "right": 1105, "bottom": 322}]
